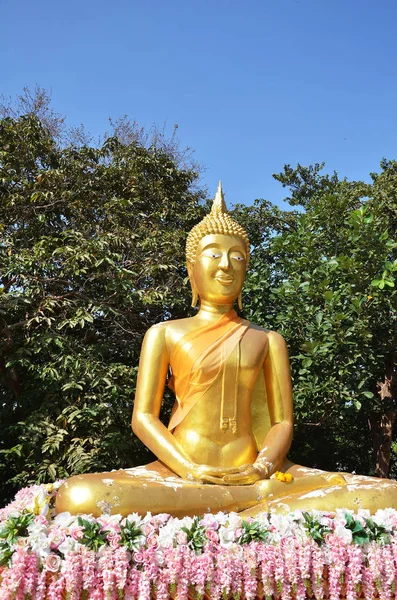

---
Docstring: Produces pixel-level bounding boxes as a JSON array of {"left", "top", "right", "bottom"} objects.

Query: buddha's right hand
[{"left": 188, "top": 463, "right": 245, "bottom": 484}]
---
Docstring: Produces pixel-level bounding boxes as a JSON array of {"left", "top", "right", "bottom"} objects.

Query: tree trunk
[
  {"left": 368, "top": 409, "right": 396, "bottom": 478},
  {"left": 368, "top": 356, "right": 397, "bottom": 478}
]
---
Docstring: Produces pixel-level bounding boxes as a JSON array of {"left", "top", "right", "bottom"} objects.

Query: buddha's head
[{"left": 186, "top": 182, "right": 250, "bottom": 309}]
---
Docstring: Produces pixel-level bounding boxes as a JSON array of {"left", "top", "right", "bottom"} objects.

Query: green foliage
[
  {"left": 0, "top": 111, "right": 205, "bottom": 503},
  {"left": 1, "top": 97, "right": 396, "bottom": 498},
  {"left": 342, "top": 512, "right": 369, "bottom": 546},
  {"left": 237, "top": 519, "right": 269, "bottom": 544},
  {"left": 0, "top": 510, "right": 35, "bottom": 565},
  {"left": 301, "top": 511, "right": 332, "bottom": 546},
  {"left": 120, "top": 519, "right": 145, "bottom": 551},
  {"left": 77, "top": 516, "right": 109, "bottom": 552},
  {"left": 181, "top": 517, "right": 207, "bottom": 553},
  {"left": 341, "top": 512, "right": 390, "bottom": 546},
  {"left": 364, "top": 516, "right": 391, "bottom": 545}
]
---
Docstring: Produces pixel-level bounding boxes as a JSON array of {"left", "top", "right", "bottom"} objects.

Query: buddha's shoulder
[
  {"left": 144, "top": 317, "right": 195, "bottom": 340},
  {"left": 247, "top": 322, "right": 287, "bottom": 349}
]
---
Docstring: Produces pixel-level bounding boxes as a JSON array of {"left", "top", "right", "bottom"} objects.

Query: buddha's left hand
[
  {"left": 222, "top": 463, "right": 268, "bottom": 485},
  {"left": 190, "top": 463, "right": 249, "bottom": 484}
]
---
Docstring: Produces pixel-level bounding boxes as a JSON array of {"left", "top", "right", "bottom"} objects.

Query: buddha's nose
[{"left": 218, "top": 252, "right": 231, "bottom": 269}]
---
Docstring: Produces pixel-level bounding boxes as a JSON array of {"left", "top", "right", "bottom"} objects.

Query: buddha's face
[{"left": 189, "top": 234, "right": 247, "bottom": 305}]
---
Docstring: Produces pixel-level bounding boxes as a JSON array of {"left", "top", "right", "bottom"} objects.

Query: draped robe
[{"left": 167, "top": 310, "right": 249, "bottom": 431}]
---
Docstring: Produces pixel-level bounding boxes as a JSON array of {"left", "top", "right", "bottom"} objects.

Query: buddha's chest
[
  {"left": 172, "top": 328, "right": 268, "bottom": 439},
  {"left": 170, "top": 327, "right": 268, "bottom": 384}
]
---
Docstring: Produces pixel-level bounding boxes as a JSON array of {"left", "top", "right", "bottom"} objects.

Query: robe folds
[{"left": 167, "top": 309, "right": 249, "bottom": 431}]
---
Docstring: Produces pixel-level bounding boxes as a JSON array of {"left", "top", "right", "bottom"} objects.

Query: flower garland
[{"left": 1, "top": 482, "right": 397, "bottom": 599}]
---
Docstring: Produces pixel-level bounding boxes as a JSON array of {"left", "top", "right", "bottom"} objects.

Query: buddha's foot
[
  {"left": 254, "top": 476, "right": 397, "bottom": 516},
  {"left": 321, "top": 472, "right": 347, "bottom": 486}
]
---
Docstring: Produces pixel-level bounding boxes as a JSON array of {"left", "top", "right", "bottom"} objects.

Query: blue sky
[{"left": 2, "top": 0, "right": 397, "bottom": 208}]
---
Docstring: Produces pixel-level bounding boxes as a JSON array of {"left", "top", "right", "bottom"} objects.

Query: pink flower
[
  {"left": 34, "top": 515, "right": 48, "bottom": 526},
  {"left": 70, "top": 526, "right": 83, "bottom": 541},
  {"left": 147, "top": 534, "right": 159, "bottom": 548},
  {"left": 113, "top": 547, "right": 130, "bottom": 592},
  {"left": 107, "top": 532, "right": 121, "bottom": 549},
  {"left": 80, "top": 547, "right": 97, "bottom": 594},
  {"left": 176, "top": 531, "right": 188, "bottom": 545},
  {"left": 141, "top": 522, "right": 156, "bottom": 536},
  {"left": 200, "top": 514, "right": 219, "bottom": 530},
  {"left": 45, "top": 553, "right": 61, "bottom": 573},
  {"left": 206, "top": 529, "right": 219, "bottom": 543},
  {"left": 63, "top": 551, "right": 83, "bottom": 599},
  {"left": 133, "top": 551, "right": 144, "bottom": 563},
  {"left": 49, "top": 528, "right": 66, "bottom": 550},
  {"left": 98, "top": 548, "right": 115, "bottom": 595},
  {"left": 153, "top": 513, "right": 170, "bottom": 526}
]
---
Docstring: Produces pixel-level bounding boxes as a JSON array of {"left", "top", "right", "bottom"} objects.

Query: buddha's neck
[{"left": 196, "top": 300, "right": 236, "bottom": 322}]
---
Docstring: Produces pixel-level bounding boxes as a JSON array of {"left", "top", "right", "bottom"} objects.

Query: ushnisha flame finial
[
  {"left": 211, "top": 181, "right": 227, "bottom": 215},
  {"left": 185, "top": 182, "right": 250, "bottom": 266}
]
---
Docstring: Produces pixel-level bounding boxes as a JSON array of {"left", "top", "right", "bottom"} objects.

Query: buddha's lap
[
  {"left": 55, "top": 459, "right": 397, "bottom": 518},
  {"left": 55, "top": 461, "right": 255, "bottom": 516}
]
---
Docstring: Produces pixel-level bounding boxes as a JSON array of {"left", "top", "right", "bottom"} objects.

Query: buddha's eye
[
  {"left": 231, "top": 253, "right": 245, "bottom": 262},
  {"left": 202, "top": 249, "right": 222, "bottom": 259}
]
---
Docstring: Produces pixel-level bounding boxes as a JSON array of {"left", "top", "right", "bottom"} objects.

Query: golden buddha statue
[{"left": 56, "top": 183, "right": 397, "bottom": 518}]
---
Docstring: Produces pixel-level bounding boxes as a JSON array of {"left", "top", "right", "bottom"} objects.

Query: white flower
[
  {"left": 52, "top": 512, "right": 78, "bottom": 529},
  {"left": 219, "top": 526, "right": 236, "bottom": 548},
  {"left": 372, "top": 508, "right": 397, "bottom": 530},
  {"left": 254, "top": 512, "right": 270, "bottom": 528},
  {"left": 357, "top": 509, "right": 371, "bottom": 520},
  {"left": 97, "top": 514, "right": 122, "bottom": 527},
  {"left": 26, "top": 489, "right": 50, "bottom": 516},
  {"left": 141, "top": 512, "right": 153, "bottom": 523},
  {"left": 269, "top": 513, "right": 297, "bottom": 541},
  {"left": 157, "top": 516, "right": 192, "bottom": 548},
  {"left": 58, "top": 536, "right": 77, "bottom": 555},
  {"left": 213, "top": 512, "right": 228, "bottom": 526},
  {"left": 227, "top": 513, "right": 243, "bottom": 530},
  {"left": 319, "top": 515, "right": 333, "bottom": 528},
  {"left": 334, "top": 524, "right": 353, "bottom": 543},
  {"left": 291, "top": 509, "right": 304, "bottom": 521},
  {"left": 122, "top": 513, "right": 143, "bottom": 527},
  {"left": 335, "top": 508, "right": 354, "bottom": 519},
  {"left": 27, "top": 523, "right": 50, "bottom": 559}
]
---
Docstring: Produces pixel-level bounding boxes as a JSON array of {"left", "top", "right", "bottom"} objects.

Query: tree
[
  {"left": 2, "top": 92, "right": 396, "bottom": 507},
  {"left": 0, "top": 111, "right": 206, "bottom": 504},
  {"left": 240, "top": 162, "right": 397, "bottom": 478}
]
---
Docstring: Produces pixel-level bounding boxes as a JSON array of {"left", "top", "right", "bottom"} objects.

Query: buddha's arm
[
  {"left": 223, "top": 330, "right": 293, "bottom": 485},
  {"left": 254, "top": 330, "right": 293, "bottom": 475},
  {"left": 132, "top": 325, "right": 242, "bottom": 482},
  {"left": 132, "top": 325, "right": 194, "bottom": 478}
]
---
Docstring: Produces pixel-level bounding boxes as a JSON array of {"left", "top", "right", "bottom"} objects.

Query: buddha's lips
[{"left": 215, "top": 276, "right": 234, "bottom": 284}]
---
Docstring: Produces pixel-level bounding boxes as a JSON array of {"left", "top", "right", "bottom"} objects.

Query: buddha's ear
[
  {"left": 186, "top": 262, "right": 199, "bottom": 308},
  {"left": 186, "top": 261, "right": 194, "bottom": 280}
]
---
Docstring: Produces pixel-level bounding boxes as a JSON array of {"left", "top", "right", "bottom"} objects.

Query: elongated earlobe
[
  {"left": 191, "top": 287, "right": 199, "bottom": 308},
  {"left": 238, "top": 292, "right": 243, "bottom": 311},
  {"left": 187, "top": 262, "right": 199, "bottom": 308}
]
